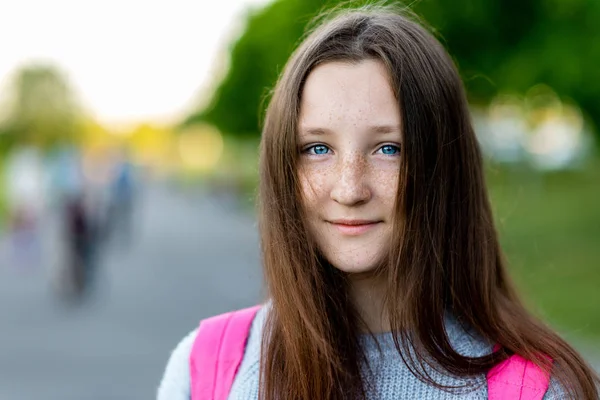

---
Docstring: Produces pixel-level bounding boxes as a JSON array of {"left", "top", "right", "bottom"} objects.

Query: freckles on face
[
  {"left": 296, "top": 59, "right": 402, "bottom": 273},
  {"left": 299, "top": 153, "right": 398, "bottom": 210},
  {"left": 298, "top": 160, "right": 328, "bottom": 202}
]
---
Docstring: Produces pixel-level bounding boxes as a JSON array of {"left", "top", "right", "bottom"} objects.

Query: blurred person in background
[
  {"left": 105, "top": 147, "right": 138, "bottom": 249},
  {"left": 49, "top": 147, "right": 102, "bottom": 299},
  {"left": 3, "top": 145, "right": 45, "bottom": 270},
  {"left": 81, "top": 148, "right": 114, "bottom": 253},
  {"left": 63, "top": 192, "right": 94, "bottom": 297},
  {"left": 158, "top": 5, "right": 599, "bottom": 400}
]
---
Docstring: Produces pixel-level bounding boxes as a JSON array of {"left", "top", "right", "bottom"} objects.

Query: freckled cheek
[
  {"left": 371, "top": 168, "right": 400, "bottom": 205},
  {"left": 298, "top": 165, "right": 332, "bottom": 204}
]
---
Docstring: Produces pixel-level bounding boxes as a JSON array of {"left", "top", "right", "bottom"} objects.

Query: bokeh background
[{"left": 0, "top": 0, "right": 598, "bottom": 398}]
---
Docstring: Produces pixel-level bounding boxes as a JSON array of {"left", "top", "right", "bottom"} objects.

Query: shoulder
[
  {"left": 542, "top": 374, "right": 600, "bottom": 399},
  {"left": 156, "top": 305, "right": 268, "bottom": 400},
  {"left": 157, "top": 328, "right": 197, "bottom": 400},
  {"left": 443, "top": 312, "right": 494, "bottom": 357},
  {"left": 542, "top": 375, "right": 569, "bottom": 400},
  {"left": 443, "top": 314, "right": 568, "bottom": 398}
]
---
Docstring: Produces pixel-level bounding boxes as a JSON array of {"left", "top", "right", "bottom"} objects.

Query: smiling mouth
[{"left": 328, "top": 220, "right": 382, "bottom": 236}]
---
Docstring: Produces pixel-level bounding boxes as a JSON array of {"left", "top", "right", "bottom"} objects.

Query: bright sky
[{"left": 0, "top": 0, "right": 272, "bottom": 127}]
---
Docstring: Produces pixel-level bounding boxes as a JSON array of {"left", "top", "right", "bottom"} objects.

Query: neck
[{"left": 348, "top": 273, "right": 390, "bottom": 334}]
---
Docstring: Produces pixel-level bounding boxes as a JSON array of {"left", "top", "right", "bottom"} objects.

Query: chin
[{"left": 326, "top": 254, "right": 382, "bottom": 274}]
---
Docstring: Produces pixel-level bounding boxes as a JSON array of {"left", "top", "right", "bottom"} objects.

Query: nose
[{"left": 330, "top": 154, "right": 372, "bottom": 206}]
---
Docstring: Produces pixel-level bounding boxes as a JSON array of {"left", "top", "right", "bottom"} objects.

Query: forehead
[{"left": 299, "top": 59, "right": 401, "bottom": 130}]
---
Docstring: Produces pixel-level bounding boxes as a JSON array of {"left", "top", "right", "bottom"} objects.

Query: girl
[{"left": 158, "top": 4, "right": 599, "bottom": 399}]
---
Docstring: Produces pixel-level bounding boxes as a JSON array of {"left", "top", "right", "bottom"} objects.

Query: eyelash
[{"left": 301, "top": 143, "right": 401, "bottom": 156}]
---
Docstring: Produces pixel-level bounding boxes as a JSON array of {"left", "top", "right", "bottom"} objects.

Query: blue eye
[
  {"left": 305, "top": 144, "right": 330, "bottom": 155},
  {"left": 379, "top": 144, "right": 401, "bottom": 155}
]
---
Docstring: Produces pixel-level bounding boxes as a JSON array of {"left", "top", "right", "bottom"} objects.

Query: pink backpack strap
[
  {"left": 189, "top": 305, "right": 261, "bottom": 400},
  {"left": 487, "top": 346, "right": 552, "bottom": 400}
]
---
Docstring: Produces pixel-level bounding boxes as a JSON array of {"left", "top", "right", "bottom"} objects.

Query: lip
[{"left": 328, "top": 219, "right": 382, "bottom": 236}]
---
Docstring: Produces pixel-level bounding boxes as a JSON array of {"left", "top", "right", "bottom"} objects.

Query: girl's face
[{"left": 298, "top": 59, "right": 402, "bottom": 274}]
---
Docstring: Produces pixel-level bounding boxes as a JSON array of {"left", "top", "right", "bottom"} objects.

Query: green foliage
[
  {"left": 411, "top": 0, "right": 600, "bottom": 128},
  {"left": 0, "top": 64, "right": 82, "bottom": 152},
  {"left": 188, "top": 0, "right": 600, "bottom": 140}
]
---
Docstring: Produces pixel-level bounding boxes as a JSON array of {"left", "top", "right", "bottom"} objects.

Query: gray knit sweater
[{"left": 157, "top": 305, "right": 566, "bottom": 399}]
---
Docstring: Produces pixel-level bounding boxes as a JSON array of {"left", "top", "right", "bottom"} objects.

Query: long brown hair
[{"left": 257, "top": 3, "right": 599, "bottom": 399}]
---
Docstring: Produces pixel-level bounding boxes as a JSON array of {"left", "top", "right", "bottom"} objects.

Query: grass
[
  {"left": 0, "top": 162, "right": 7, "bottom": 230},
  {"left": 487, "top": 161, "right": 600, "bottom": 340}
]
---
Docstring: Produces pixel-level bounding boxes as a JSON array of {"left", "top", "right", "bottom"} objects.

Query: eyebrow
[{"left": 299, "top": 124, "right": 401, "bottom": 136}]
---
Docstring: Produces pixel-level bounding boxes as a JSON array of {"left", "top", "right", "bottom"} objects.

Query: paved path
[{"left": 0, "top": 183, "right": 263, "bottom": 400}]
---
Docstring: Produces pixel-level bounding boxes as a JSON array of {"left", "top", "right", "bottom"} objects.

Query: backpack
[{"left": 189, "top": 306, "right": 551, "bottom": 400}]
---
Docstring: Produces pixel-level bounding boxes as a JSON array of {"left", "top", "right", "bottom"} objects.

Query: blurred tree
[
  {"left": 0, "top": 64, "right": 82, "bottom": 152},
  {"left": 411, "top": 0, "right": 600, "bottom": 137},
  {"left": 185, "top": 0, "right": 600, "bottom": 142},
  {"left": 183, "top": 0, "right": 337, "bottom": 137}
]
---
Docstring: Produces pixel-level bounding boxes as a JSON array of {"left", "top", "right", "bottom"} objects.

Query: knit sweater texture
[{"left": 157, "top": 305, "right": 566, "bottom": 399}]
